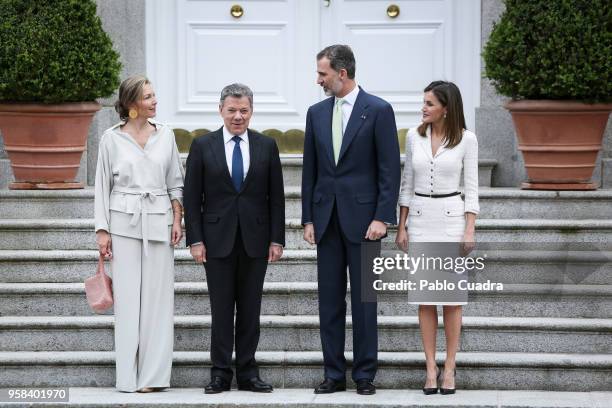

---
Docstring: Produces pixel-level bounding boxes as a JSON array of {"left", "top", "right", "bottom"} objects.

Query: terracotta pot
[
  {"left": 505, "top": 100, "right": 611, "bottom": 190},
  {"left": 0, "top": 102, "right": 101, "bottom": 189}
]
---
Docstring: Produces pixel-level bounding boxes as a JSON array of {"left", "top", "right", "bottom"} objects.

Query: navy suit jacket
[{"left": 301, "top": 87, "right": 401, "bottom": 243}]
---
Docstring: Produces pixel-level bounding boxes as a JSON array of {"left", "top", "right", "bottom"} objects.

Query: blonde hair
[{"left": 114, "top": 75, "right": 151, "bottom": 121}]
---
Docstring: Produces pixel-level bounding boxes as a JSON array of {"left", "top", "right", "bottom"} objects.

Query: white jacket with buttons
[{"left": 398, "top": 126, "right": 479, "bottom": 214}]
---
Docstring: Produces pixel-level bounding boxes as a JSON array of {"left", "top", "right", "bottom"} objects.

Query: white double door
[{"left": 146, "top": 0, "right": 480, "bottom": 132}]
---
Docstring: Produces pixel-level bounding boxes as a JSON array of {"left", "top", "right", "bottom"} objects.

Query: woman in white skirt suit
[
  {"left": 94, "top": 75, "right": 184, "bottom": 392},
  {"left": 396, "top": 81, "right": 479, "bottom": 395}
]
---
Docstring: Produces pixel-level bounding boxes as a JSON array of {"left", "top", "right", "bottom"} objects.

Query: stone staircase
[{"left": 0, "top": 157, "right": 611, "bottom": 395}]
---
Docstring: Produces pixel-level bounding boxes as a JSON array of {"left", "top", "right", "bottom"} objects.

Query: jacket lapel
[
  {"left": 240, "top": 129, "right": 261, "bottom": 192},
  {"left": 320, "top": 97, "right": 336, "bottom": 167},
  {"left": 338, "top": 88, "right": 368, "bottom": 163},
  {"left": 210, "top": 128, "right": 234, "bottom": 188},
  {"left": 420, "top": 126, "right": 434, "bottom": 161}
]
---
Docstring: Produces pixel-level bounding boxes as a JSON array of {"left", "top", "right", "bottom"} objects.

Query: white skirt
[{"left": 406, "top": 195, "right": 467, "bottom": 305}]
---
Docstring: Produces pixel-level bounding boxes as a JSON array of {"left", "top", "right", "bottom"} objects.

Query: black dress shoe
[
  {"left": 355, "top": 379, "right": 376, "bottom": 395},
  {"left": 237, "top": 376, "right": 273, "bottom": 393},
  {"left": 204, "top": 376, "right": 231, "bottom": 394},
  {"left": 314, "top": 378, "right": 346, "bottom": 394}
]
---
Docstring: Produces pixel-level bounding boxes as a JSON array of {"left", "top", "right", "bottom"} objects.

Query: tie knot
[
  {"left": 232, "top": 135, "right": 241, "bottom": 144},
  {"left": 336, "top": 98, "right": 345, "bottom": 107}
]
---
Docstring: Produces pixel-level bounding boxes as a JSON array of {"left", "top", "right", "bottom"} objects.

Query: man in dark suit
[
  {"left": 301, "top": 45, "right": 401, "bottom": 395},
  {"left": 184, "top": 83, "right": 285, "bottom": 394}
]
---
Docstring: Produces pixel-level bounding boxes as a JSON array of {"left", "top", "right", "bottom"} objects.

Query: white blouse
[
  {"left": 94, "top": 120, "right": 185, "bottom": 253},
  {"left": 398, "top": 126, "right": 479, "bottom": 214}
]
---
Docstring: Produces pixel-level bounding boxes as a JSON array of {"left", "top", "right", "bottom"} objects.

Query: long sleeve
[
  {"left": 301, "top": 107, "right": 317, "bottom": 225},
  {"left": 268, "top": 139, "right": 285, "bottom": 246},
  {"left": 94, "top": 133, "right": 112, "bottom": 233},
  {"left": 373, "top": 102, "right": 401, "bottom": 225},
  {"left": 398, "top": 130, "right": 415, "bottom": 208},
  {"left": 183, "top": 138, "right": 204, "bottom": 246},
  {"left": 463, "top": 132, "right": 480, "bottom": 214},
  {"left": 166, "top": 128, "right": 185, "bottom": 205}
]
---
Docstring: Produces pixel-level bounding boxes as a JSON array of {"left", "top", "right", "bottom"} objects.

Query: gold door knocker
[
  {"left": 387, "top": 4, "right": 400, "bottom": 18},
  {"left": 230, "top": 4, "right": 244, "bottom": 18}
]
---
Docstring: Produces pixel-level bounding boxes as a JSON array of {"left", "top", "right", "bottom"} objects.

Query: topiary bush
[
  {"left": 0, "top": 0, "right": 121, "bottom": 103},
  {"left": 483, "top": 0, "right": 611, "bottom": 103}
]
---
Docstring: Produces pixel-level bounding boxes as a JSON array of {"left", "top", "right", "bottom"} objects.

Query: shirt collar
[
  {"left": 223, "top": 126, "right": 249, "bottom": 144},
  {"left": 336, "top": 84, "right": 360, "bottom": 106}
]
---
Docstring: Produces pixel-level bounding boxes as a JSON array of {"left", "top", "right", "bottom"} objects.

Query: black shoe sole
[
  {"left": 237, "top": 387, "right": 273, "bottom": 393},
  {"left": 204, "top": 388, "right": 230, "bottom": 394},
  {"left": 440, "top": 388, "right": 456, "bottom": 395},
  {"left": 356, "top": 389, "right": 376, "bottom": 395},
  {"left": 423, "top": 388, "right": 439, "bottom": 395},
  {"left": 314, "top": 386, "right": 346, "bottom": 394}
]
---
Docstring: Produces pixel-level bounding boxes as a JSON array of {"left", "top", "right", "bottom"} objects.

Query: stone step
[
  {"left": 1, "top": 218, "right": 611, "bottom": 250},
  {"left": 0, "top": 350, "right": 610, "bottom": 391},
  {"left": 1, "top": 282, "right": 610, "bottom": 318},
  {"left": 2, "top": 187, "right": 612, "bottom": 220},
  {"left": 1, "top": 315, "right": 610, "bottom": 354},
  {"left": 1, "top": 249, "right": 610, "bottom": 285},
  {"left": 7, "top": 387, "right": 608, "bottom": 408}
]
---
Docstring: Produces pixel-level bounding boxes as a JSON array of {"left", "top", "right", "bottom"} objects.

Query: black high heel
[
  {"left": 422, "top": 366, "right": 440, "bottom": 395},
  {"left": 439, "top": 368, "right": 456, "bottom": 395}
]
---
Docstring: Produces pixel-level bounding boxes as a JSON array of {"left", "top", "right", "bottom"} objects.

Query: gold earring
[{"left": 128, "top": 109, "right": 138, "bottom": 119}]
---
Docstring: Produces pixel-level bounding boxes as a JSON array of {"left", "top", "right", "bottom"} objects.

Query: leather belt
[{"left": 415, "top": 191, "right": 461, "bottom": 198}]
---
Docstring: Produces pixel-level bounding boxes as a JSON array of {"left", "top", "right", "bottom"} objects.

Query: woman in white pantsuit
[
  {"left": 94, "top": 75, "right": 184, "bottom": 393},
  {"left": 396, "top": 81, "right": 479, "bottom": 395}
]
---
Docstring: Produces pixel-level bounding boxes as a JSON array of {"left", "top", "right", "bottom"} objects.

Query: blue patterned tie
[{"left": 231, "top": 136, "right": 243, "bottom": 191}]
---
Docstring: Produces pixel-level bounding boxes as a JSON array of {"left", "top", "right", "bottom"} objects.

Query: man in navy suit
[{"left": 301, "top": 45, "right": 401, "bottom": 395}]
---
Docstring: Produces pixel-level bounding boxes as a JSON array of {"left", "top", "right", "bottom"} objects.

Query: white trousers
[{"left": 110, "top": 234, "right": 175, "bottom": 392}]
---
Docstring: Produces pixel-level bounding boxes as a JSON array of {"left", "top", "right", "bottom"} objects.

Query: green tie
[{"left": 332, "top": 98, "right": 345, "bottom": 164}]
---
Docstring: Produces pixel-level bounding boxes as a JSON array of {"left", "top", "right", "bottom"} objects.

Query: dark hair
[
  {"left": 417, "top": 81, "right": 466, "bottom": 148},
  {"left": 316, "top": 44, "right": 356, "bottom": 79},
  {"left": 114, "top": 75, "right": 150, "bottom": 121},
  {"left": 220, "top": 83, "right": 253, "bottom": 108}
]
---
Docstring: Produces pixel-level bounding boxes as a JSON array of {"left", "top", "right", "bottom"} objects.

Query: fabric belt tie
[{"left": 112, "top": 187, "right": 168, "bottom": 255}]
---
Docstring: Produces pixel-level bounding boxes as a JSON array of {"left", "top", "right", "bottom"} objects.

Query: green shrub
[
  {"left": 0, "top": 0, "right": 121, "bottom": 103},
  {"left": 483, "top": 0, "right": 611, "bottom": 102}
]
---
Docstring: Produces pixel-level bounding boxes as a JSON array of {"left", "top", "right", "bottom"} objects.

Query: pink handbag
[{"left": 85, "top": 255, "right": 114, "bottom": 313}]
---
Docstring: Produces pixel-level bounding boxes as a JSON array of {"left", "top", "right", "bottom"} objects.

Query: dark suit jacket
[
  {"left": 301, "top": 87, "right": 401, "bottom": 243},
  {"left": 184, "top": 127, "right": 285, "bottom": 258}
]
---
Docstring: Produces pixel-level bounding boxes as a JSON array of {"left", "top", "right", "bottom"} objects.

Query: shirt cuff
[
  {"left": 271, "top": 242, "right": 284, "bottom": 247},
  {"left": 190, "top": 242, "right": 204, "bottom": 247}
]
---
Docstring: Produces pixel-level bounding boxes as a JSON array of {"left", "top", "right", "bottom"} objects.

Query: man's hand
[
  {"left": 190, "top": 243, "right": 206, "bottom": 263},
  {"left": 303, "top": 224, "right": 315, "bottom": 245},
  {"left": 96, "top": 230, "right": 112, "bottom": 259},
  {"left": 171, "top": 220, "right": 183, "bottom": 246},
  {"left": 365, "top": 220, "right": 387, "bottom": 241},
  {"left": 268, "top": 244, "right": 283, "bottom": 262}
]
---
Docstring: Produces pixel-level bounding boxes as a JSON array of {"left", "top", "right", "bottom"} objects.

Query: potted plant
[
  {"left": 0, "top": 0, "right": 121, "bottom": 189},
  {"left": 483, "top": 0, "right": 611, "bottom": 190}
]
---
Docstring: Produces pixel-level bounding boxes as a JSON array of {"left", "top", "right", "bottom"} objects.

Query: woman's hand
[
  {"left": 461, "top": 229, "right": 476, "bottom": 256},
  {"left": 96, "top": 230, "right": 113, "bottom": 259},
  {"left": 171, "top": 220, "right": 183, "bottom": 246},
  {"left": 395, "top": 225, "right": 409, "bottom": 252}
]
